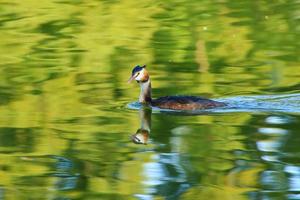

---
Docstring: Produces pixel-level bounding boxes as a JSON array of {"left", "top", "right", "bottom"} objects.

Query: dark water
[{"left": 0, "top": 0, "right": 300, "bottom": 199}]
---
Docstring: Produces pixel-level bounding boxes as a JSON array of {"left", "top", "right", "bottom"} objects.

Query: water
[
  {"left": 128, "top": 93, "right": 300, "bottom": 114},
  {"left": 0, "top": 0, "right": 300, "bottom": 199}
]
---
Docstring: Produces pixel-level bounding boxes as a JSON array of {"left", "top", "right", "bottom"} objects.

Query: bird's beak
[{"left": 127, "top": 75, "right": 135, "bottom": 83}]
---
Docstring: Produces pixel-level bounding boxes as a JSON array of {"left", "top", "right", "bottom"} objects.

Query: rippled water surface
[{"left": 0, "top": 0, "right": 300, "bottom": 199}]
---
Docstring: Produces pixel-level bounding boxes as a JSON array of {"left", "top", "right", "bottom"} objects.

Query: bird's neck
[
  {"left": 139, "top": 78, "right": 152, "bottom": 104},
  {"left": 139, "top": 108, "right": 151, "bottom": 132}
]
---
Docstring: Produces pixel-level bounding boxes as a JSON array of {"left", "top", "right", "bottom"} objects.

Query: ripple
[
  {"left": 258, "top": 127, "right": 288, "bottom": 136},
  {"left": 127, "top": 93, "right": 300, "bottom": 114},
  {"left": 219, "top": 93, "right": 300, "bottom": 114},
  {"left": 265, "top": 115, "right": 294, "bottom": 124}
]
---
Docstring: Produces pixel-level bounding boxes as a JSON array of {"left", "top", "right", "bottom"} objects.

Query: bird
[
  {"left": 128, "top": 65, "right": 226, "bottom": 110},
  {"left": 131, "top": 108, "right": 151, "bottom": 145}
]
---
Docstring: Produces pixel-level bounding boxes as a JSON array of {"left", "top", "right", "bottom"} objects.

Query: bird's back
[{"left": 151, "top": 95, "right": 226, "bottom": 110}]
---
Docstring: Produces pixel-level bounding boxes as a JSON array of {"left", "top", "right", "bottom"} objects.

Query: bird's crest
[{"left": 132, "top": 65, "right": 146, "bottom": 75}]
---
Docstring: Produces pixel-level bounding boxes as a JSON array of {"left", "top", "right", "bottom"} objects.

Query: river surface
[{"left": 0, "top": 0, "right": 300, "bottom": 199}]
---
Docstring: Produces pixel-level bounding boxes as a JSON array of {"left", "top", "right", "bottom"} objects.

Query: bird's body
[
  {"left": 128, "top": 65, "right": 226, "bottom": 110},
  {"left": 152, "top": 95, "right": 225, "bottom": 110}
]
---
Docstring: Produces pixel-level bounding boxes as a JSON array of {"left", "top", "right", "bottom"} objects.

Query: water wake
[
  {"left": 218, "top": 93, "right": 300, "bottom": 114},
  {"left": 127, "top": 93, "right": 300, "bottom": 114}
]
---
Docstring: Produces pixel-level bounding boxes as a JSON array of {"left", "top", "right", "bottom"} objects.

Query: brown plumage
[
  {"left": 151, "top": 95, "right": 226, "bottom": 110},
  {"left": 128, "top": 65, "right": 226, "bottom": 110}
]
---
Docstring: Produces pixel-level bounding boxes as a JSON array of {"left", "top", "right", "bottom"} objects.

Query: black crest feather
[{"left": 132, "top": 65, "right": 145, "bottom": 75}]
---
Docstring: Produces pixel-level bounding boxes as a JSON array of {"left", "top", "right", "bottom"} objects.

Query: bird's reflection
[{"left": 131, "top": 108, "right": 151, "bottom": 145}]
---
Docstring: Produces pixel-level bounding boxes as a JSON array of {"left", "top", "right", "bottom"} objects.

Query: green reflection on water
[{"left": 0, "top": 0, "right": 300, "bottom": 199}]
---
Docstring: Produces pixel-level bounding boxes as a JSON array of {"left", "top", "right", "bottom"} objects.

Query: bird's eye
[{"left": 136, "top": 72, "right": 140, "bottom": 76}]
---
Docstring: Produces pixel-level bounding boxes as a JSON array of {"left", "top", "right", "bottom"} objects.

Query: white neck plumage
[
  {"left": 139, "top": 78, "right": 152, "bottom": 104},
  {"left": 139, "top": 108, "right": 151, "bottom": 132}
]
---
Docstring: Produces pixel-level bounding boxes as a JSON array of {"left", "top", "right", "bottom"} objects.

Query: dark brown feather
[{"left": 151, "top": 95, "right": 226, "bottom": 110}]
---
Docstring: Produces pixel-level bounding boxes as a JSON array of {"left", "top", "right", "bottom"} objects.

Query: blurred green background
[{"left": 0, "top": 0, "right": 300, "bottom": 199}]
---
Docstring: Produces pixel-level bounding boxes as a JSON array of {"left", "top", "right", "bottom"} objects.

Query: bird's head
[
  {"left": 128, "top": 65, "right": 149, "bottom": 83},
  {"left": 130, "top": 129, "right": 149, "bottom": 145}
]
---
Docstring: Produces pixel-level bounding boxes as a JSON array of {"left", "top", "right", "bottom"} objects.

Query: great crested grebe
[
  {"left": 131, "top": 108, "right": 151, "bottom": 145},
  {"left": 128, "top": 65, "right": 226, "bottom": 110}
]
